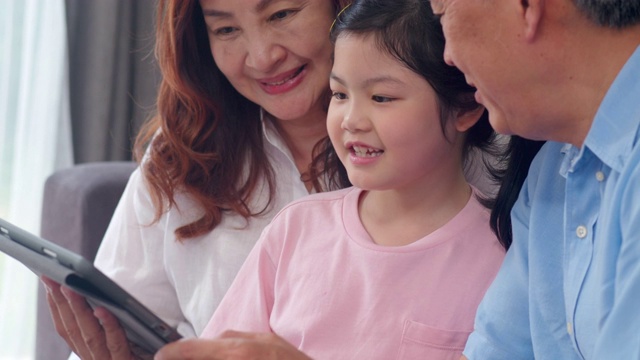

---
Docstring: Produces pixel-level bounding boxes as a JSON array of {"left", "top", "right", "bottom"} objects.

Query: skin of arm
[{"left": 153, "top": 331, "right": 312, "bottom": 360}]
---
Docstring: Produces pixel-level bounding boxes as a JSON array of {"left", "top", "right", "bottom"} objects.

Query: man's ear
[
  {"left": 522, "top": 0, "right": 545, "bottom": 41},
  {"left": 454, "top": 106, "right": 485, "bottom": 133}
]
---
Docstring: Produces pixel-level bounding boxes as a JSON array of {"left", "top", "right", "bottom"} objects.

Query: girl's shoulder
[
  {"left": 299, "top": 186, "right": 357, "bottom": 202},
  {"left": 271, "top": 187, "right": 360, "bottom": 220}
]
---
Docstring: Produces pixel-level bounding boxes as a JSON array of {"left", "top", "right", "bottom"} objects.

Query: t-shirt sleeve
[
  {"left": 200, "top": 222, "right": 278, "bottom": 338},
  {"left": 463, "top": 178, "right": 535, "bottom": 360}
]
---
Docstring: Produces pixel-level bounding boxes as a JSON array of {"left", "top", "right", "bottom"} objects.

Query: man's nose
[{"left": 443, "top": 43, "right": 455, "bottom": 67}]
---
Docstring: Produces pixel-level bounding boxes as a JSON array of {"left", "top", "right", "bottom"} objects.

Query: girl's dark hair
[
  {"left": 486, "top": 137, "right": 545, "bottom": 249},
  {"left": 309, "top": 0, "right": 504, "bottom": 241},
  {"left": 135, "top": 0, "right": 352, "bottom": 240}
]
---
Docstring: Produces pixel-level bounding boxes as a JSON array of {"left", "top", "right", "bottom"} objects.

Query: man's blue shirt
[{"left": 464, "top": 46, "right": 640, "bottom": 359}]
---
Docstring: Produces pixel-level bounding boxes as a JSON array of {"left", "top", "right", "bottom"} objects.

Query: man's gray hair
[{"left": 574, "top": 0, "right": 640, "bottom": 28}]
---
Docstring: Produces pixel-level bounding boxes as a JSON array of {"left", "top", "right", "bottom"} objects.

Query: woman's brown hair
[{"left": 135, "top": 0, "right": 352, "bottom": 240}]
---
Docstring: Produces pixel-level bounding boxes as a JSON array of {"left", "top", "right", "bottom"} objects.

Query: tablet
[{"left": 0, "top": 217, "right": 183, "bottom": 354}]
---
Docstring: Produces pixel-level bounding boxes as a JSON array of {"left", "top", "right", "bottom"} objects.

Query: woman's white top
[{"left": 94, "top": 117, "right": 311, "bottom": 338}]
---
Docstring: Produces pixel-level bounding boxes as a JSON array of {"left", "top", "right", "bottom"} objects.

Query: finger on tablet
[
  {"left": 44, "top": 283, "right": 92, "bottom": 358},
  {"left": 94, "top": 306, "right": 136, "bottom": 359},
  {"left": 44, "top": 285, "right": 70, "bottom": 342},
  {"left": 61, "top": 286, "right": 112, "bottom": 359}
]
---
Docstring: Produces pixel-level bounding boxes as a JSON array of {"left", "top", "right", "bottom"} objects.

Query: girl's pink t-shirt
[{"left": 202, "top": 187, "right": 505, "bottom": 360}]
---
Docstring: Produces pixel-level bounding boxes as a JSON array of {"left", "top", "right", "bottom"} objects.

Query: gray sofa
[{"left": 36, "top": 161, "right": 137, "bottom": 360}]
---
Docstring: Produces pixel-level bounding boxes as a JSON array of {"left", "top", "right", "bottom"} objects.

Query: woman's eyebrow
[
  {"left": 202, "top": 8, "right": 232, "bottom": 19},
  {"left": 202, "top": 0, "right": 289, "bottom": 18}
]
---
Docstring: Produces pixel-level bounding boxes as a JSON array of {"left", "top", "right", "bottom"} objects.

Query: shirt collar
[
  {"left": 583, "top": 45, "right": 640, "bottom": 172},
  {"left": 260, "top": 108, "right": 290, "bottom": 153}
]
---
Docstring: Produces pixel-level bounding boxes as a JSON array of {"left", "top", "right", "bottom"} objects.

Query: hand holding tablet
[{"left": 0, "top": 217, "right": 183, "bottom": 354}]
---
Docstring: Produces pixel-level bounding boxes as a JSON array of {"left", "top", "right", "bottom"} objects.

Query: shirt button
[
  {"left": 595, "top": 171, "right": 605, "bottom": 182},
  {"left": 567, "top": 322, "right": 573, "bottom": 335},
  {"left": 576, "top": 225, "right": 588, "bottom": 239}
]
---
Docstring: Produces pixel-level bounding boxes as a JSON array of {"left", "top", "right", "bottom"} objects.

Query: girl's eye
[
  {"left": 372, "top": 95, "right": 394, "bottom": 103},
  {"left": 332, "top": 91, "right": 347, "bottom": 100},
  {"left": 269, "top": 9, "right": 297, "bottom": 22}
]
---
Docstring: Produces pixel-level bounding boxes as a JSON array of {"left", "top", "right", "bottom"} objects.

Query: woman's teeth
[{"left": 265, "top": 67, "right": 303, "bottom": 86}]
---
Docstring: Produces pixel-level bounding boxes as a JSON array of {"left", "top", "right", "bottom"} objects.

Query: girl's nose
[{"left": 341, "top": 104, "right": 370, "bottom": 133}]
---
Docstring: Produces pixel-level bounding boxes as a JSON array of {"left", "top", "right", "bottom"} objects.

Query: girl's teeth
[{"left": 352, "top": 145, "right": 383, "bottom": 157}]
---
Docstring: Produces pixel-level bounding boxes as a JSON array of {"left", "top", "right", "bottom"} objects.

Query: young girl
[{"left": 161, "top": 0, "right": 506, "bottom": 358}]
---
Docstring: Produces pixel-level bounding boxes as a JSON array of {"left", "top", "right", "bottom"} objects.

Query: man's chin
[{"left": 487, "top": 113, "right": 513, "bottom": 136}]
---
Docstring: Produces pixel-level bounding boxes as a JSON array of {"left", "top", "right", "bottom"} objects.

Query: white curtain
[{"left": 0, "top": 1, "right": 73, "bottom": 359}]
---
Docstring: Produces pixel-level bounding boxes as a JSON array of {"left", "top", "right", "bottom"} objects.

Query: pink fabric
[{"left": 202, "top": 187, "right": 505, "bottom": 359}]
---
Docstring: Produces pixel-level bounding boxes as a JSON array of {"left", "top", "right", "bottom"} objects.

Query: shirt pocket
[{"left": 396, "top": 319, "right": 470, "bottom": 360}]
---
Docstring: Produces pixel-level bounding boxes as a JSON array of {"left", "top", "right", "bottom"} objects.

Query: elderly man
[{"left": 429, "top": 0, "right": 640, "bottom": 359}]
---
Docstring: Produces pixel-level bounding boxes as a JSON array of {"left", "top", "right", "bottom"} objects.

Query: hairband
[{"left": 330, "top": 3, "right": 351, "bottom": 33}]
